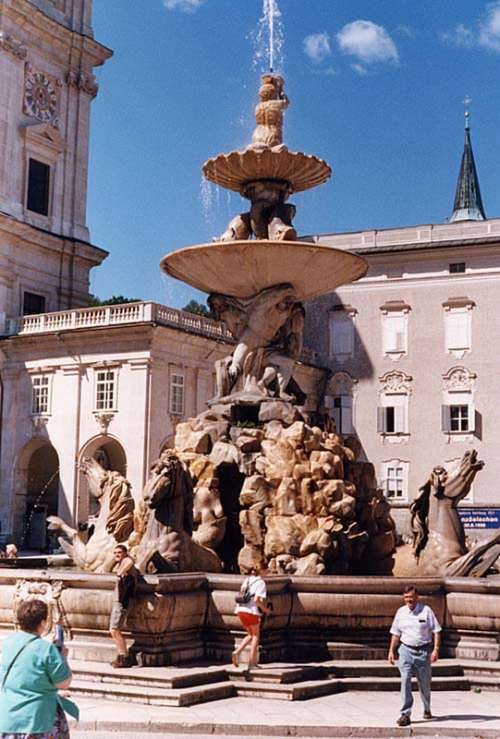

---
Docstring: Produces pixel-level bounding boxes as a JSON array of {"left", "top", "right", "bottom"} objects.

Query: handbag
[{"left": 235, "top": 578, "right": 252, "bottom": 605}]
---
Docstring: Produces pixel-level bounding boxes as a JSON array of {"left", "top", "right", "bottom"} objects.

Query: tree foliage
[
  {"left": 89, "top": 294, "right": 142, "bottom": 307},
  {"left": 182, "top": 299, "right": 210, "bottom": 317}
]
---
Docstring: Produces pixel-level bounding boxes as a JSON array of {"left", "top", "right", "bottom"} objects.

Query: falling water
[
  {"left": 199, "top": 176, "right": 214, "bottom": 226},
  {"left": 21, "top": 467, "right": 60, "bottom": 548},
  {"left": 253, "top": 0, "right": 285, "bottom": 73}
]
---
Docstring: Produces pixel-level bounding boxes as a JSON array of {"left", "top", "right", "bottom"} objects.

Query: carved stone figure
[
  {"left": 48, "top": 458, "right": 134, "bottom": 573},
  {"left": 209, "top": 284, "right": 305, "bottom": 403},
  {"left": 216, "top": 75, "right": 297, "bottom": 243},
  {"left": 133, "top": 450, "right": 222, "bottom": 574},
  {"left": 251, "top": 73, "right": 289, "bottom": 149},
  {"left": 411, "top": 450, "right": 500, "bottom": 576}
]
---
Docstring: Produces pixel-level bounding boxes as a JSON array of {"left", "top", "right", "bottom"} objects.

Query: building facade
[{"left": 305, "top": 214, "right": 500, "bottom": 534}]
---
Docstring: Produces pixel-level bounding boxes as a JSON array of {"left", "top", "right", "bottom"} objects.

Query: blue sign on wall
[{"left": 459, "top": 508, "right": 500, "bottom": 530}]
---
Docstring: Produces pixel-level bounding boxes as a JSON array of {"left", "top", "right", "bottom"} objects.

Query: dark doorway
[{"left": 216, "top": 463, "right": 245, "bottom": 573}]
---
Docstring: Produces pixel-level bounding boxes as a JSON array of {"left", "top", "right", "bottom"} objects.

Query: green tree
[
  {"left": 182, "top": 299, "right": 210, "bottom": 317},
  {"left": 89, "top": 294, "right": 142, "bottom": 307}
]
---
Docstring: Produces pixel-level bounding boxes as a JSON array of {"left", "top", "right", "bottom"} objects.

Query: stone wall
[{"left": 2, "top": 569, "right": 500, "bottom": 664}]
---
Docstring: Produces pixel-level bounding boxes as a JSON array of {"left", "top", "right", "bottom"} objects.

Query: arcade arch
[{"left": 13, "top": 439, "right": 60, "bottom": 548}]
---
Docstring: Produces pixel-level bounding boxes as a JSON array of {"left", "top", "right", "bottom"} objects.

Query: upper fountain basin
[
  {"left": 202, "top": 146, "right": 332, "bottom": 195},
  {"left": 161, "top": 240, "right": 367, "bottom": 301}
]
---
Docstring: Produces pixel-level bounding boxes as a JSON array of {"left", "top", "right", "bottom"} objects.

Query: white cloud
[
  {"left": 351, "top": 63, "right": 368, "bottom": 76},
  {"left": 337, "top": 20, "right": 399, "bottom": 64},
  {"left": 440, "top": 23, "right": 476, "bottom": 49},
  {"left": 479, "top": 1, "right": 500, "bottom": 51},
  {"left": 163, "top": 0, "right": 204, "bottom": 12},
  {"left": 303, "top": 32, "right": 331, "bottom": 63}
]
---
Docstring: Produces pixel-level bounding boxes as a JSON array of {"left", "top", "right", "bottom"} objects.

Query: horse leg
[{"left": 446, "top": 532, "right": 500, "bottom": 577}]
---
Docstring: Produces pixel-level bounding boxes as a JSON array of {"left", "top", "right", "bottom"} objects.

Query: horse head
[
  {"left": 443, "top": 449, "right": 484, "bottom": 502},
  {"left": 143, "top": 452, "right": 176, "bottom": 510},
  {"left": 80, "top": 457, "right": 108, "bottom": 500}
]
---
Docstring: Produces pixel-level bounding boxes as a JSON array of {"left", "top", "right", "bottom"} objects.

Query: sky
[{"left": 87, "top": 0, "right": 500, "bottom": 309}]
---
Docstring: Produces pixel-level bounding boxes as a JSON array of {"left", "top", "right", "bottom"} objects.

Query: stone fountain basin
[
  {"left": 2, "top": 570, "right": 500, "bottom": 664},
  {"left": 202, "top": 146, "right": 332, "bottom": 194},
  {"left": 161, "top": 240, "right": 367, "bottom": 301}
]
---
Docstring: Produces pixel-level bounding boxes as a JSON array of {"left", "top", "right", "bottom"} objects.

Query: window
[
  {"left": 380, "top": 459, "right": 409, "bottom": 501},
  {"left": 442, "top": 396, "right": 475, "bottom": 433},
  {"left": 327, "top": 395, "right": 353, "bottom": 435},
  {"left": 329, "top": 313, "right": 354, "bottom": 358},
  {"left": 385, "top": 466, "right": 404, "bottom": 499},
  {"left": 382, "top": 312, "right": 408, "bottom": 356},
  {"left": 26, "top": 158, "right": 50, "bottom": 216},
  {"left": 378, "top": 394, "right": 407, "bottom": 434},
  {"left": 445, "top": 310, "right": 470, "bottom": 353},
  {"left": 23, "top": 292, "right": 46, "bottom": 316},
  {"left": 31, "top": 375, "right": 50, "bottom": 415},
  {"left": 95, "top": 370, "right": 117, "bottom": 411},
  {"left": 170, "top": 373, "right": 184, "bottom": 415},
  {"left": 449, "top": 262, "right": 466, "bottom": 274}
]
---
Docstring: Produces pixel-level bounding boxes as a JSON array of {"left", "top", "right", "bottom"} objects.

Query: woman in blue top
[{"left": 0, "top": 598, "right": 77, "bottom": 739}]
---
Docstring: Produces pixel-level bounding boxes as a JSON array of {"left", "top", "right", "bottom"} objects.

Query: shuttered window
[
  {"left": 442, "top": 391, "right": 474, "bottom": 433},
  {"left": 378, "top": 394, "right": 407, "bottom": 434},
  {"left": 383, "top": 313, "right": 407, "bottom": 355},
  {"left": 328, "top": 395, "right": 353, "bottom": 434},
  {"left": 329, "top": 314, "right": 354, "bottom": 357},
  {"left": 445, "top": 310, "right": 470, "bottom": 351}
]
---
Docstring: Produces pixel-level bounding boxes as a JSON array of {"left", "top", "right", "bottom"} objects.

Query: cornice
[
  {"left": 0, "top": 211, "right": 108, "bottom": 265},
  {"left": 0, "top": 29, "right": 27, "bottom": 59},
  {"left": 2, "top": 0, "right": 113, "bottom": 68}
]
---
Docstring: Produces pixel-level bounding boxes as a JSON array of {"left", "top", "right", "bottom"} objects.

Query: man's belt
[{"left": 401, "top": 641, "right": 432, "bottom": 651}]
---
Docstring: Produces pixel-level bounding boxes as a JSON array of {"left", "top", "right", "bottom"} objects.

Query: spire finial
[
  {"left": 463, "top": 94, "right": 472, "bottom": 130},
  {"left": 450, "top": 95, "right": 486, "bottom": 223}
]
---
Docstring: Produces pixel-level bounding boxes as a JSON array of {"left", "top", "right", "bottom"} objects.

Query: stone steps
[
  {"left": 71, "top": 659, "right": 228, "bottom": 689},
  {"left": 336, "top": 675, "right": 470, "bottom": 692},
  {"left": 65, "top": 658, "right": 500, "bottom": 706},
  {"left": 232, "top": 676, "right": 342, "bottom": 701},
  {"left": 70, "top": 678, "right": 236, "bottom": 707},
  {"left": 326, "top": 658, "right": 464, "bottom": 678}
]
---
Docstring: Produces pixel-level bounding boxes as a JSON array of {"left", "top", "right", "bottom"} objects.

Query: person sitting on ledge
[
  {"left": 109, "top": 544, "right": 138, "bottom": 669},
  {"left": 388, "top": 584, "right": 442, "bottom": 727},
  {"left": 5, "top": 544, "right": 18, "bottom": 559}
]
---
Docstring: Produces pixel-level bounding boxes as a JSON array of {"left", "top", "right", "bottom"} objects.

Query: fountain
[{"left": 2, "top": 3, "right": 500, "bottom": 684}]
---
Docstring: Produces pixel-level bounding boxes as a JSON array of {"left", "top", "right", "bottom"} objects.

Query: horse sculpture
[
  {"left": 132, "top": 450, "right": 222, "bottom": 574},
  {"left": 47, "top": 457, "right": 135, "bottom": 573},
  {"left": 411, "top": 450, "right": 500, "bottom": 577}
]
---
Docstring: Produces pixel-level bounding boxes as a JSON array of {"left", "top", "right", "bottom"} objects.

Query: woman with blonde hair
[{"left": 232, "top": 561, "right": 271, "bottom": 668}]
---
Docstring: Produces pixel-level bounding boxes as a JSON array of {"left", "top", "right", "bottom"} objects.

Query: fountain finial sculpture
[{"left": 251, "top": 73, "right": 288, "bottom": 149}]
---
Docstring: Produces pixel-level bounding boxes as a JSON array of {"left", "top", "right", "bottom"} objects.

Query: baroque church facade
[{"left": 0, "top": 0, "right": 498, "bottom": 547}]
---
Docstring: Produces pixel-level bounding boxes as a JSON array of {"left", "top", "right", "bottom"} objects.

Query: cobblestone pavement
[{"left": 68, "top": 689, "right": 500, "bottom": 737}]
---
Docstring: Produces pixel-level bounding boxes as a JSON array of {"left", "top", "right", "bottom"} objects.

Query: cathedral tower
[{"left": 0, "top": 0, "right": 111, "bottom": 327}]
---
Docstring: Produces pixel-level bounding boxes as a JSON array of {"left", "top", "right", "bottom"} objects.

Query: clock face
[{"left": 24, "top": 71, "right": 58, "bottom": 122}]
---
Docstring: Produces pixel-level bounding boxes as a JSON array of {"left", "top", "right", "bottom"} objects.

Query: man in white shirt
[{"left": 388, "top": 584, "right": 442, "bottom": 727}]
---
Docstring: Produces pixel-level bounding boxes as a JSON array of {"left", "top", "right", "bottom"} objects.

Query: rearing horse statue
[
  {"left": 411, "top": 450, "right": 500, "bottom": 577},
  {"left": 132, "top": 450, "right": 222, "bottom": 574}
]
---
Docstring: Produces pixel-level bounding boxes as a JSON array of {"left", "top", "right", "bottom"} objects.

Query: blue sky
[{"left": 87, "top": 0, "right": 500, "bottom": 308}]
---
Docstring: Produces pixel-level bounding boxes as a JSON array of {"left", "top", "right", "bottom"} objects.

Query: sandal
[{"left": 231, "top": 650, "right": 239, "bottom": 667}]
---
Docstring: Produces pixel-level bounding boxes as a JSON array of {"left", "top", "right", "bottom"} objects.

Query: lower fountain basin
[{"left": 161, "top": 240, "right": 367, "bottom": 301}]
